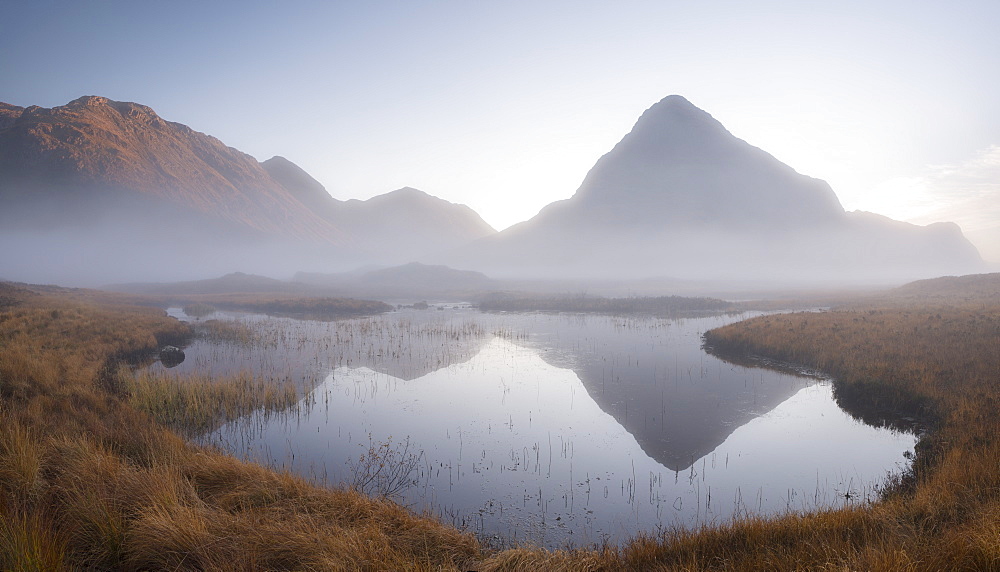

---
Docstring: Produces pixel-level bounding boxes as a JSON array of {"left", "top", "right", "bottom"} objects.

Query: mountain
[
  {"left": 0, "top": 96, "right": 345, "bottom": 243},
  {"left": 550, "top": 95, "right": 846, "bottom": 230},
  {"left": 456, "top": 95, "right": 983, "bottom": 284},
  {"left": 264, "top": 156, "right": 496, "bottom": 263},
  {"left": 1, "top": 94, "right": 983, "bottom": 289},
  {"left": 262, "top": 155, "right": 344, "bottom": 221}
]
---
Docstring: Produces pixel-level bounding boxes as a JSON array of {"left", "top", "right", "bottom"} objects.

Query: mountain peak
[
  {"left": 621, "top": 95, "right": 733, "bottom": 156},
  {"left": 565, "top": 94, "right": 844, "bottom": 228},
  {"left": 61, "top": 95, "right": 167, "bottom": 127},
  {"left": 67, "top": 95, "right": 112, "bottom": 107},
  {"left": 465, "top": 94, "right": 982, "bottom": 282},
  {"left": 387, "top": 187, "right": 431, "bottom": 199},
  {"left": 0, "top": 102, "right": 24, "bottom": 129},
  {"left": 645, "top": 94, "right": 705, "bottom": 116}
]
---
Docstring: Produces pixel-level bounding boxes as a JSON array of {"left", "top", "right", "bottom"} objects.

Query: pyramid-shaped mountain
[
  {"left": 561, "top": 95, "right": 846, "bottom": 230},
  {"left": 457, "top": 95, "right": 983, "bottom": 284}
]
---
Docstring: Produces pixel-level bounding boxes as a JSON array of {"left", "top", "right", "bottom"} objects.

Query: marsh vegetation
[{"left": 1, "top": 280, "right": 997, "bottom": 569}]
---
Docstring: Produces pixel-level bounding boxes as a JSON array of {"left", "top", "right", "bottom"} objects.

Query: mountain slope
[
  {"left": 887, "top": 272, "right": 1000, "bottom": 303},
  {"left": 0, "top": 96, "right": 346, "bottom": 243}
]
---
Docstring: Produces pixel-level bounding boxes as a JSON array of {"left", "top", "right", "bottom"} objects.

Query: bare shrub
[{"left": 349, "top": 434, "right": 422, "bottom": 499}]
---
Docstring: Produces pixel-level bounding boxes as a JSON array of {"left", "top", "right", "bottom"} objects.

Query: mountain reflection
[
  {"left": 166, "top": 309, "right": 819, "bottom": 473},
  {"left": 509, "top": 313, "right": 815, "bottom": 471}
]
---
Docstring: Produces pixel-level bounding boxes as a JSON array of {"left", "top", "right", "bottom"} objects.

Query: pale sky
[{"left": 3, "top": 1, "right": 999, "bottom": 260}]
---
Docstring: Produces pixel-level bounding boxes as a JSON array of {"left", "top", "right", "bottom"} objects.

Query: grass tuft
[{"left": 0, "top": 507, "right": 69, "bottom": 571}]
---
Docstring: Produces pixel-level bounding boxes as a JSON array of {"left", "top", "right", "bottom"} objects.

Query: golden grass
[{"left": 0, "top": 507, "right": 68, "bottom": 572}]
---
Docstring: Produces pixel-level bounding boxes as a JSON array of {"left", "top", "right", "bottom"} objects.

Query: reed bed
[
  {"left": 181, "top": 302, "right": 216, "bottom": 318},
  {"left": 124, "top": 369, "right": 302, "bottom": 437}
]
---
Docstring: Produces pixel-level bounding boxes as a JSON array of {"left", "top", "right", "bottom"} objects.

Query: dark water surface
[{"left": 161, "top": 307, "right": 915, "bottom": 548}]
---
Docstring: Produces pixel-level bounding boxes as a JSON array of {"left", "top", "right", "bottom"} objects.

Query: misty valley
[{"left": 152, "top": 305, "right": 914, "bottom": 548}]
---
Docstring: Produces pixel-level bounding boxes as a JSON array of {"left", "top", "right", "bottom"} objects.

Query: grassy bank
[{"left": 685, "top": 303, "right": 1000, "bottom": 570}]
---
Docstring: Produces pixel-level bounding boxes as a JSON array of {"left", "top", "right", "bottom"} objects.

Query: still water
[{"left": 161, "top": 307, "right": 916, "bottom": 548}]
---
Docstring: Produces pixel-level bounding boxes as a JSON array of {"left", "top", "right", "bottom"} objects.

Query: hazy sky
[{"left": 4, "top": 1, "right": 999, "bottom": 259}]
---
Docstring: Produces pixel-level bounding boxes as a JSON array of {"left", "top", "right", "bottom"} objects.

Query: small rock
[{"left": 159, "top": 345, "right": 185, "bottom": 368}]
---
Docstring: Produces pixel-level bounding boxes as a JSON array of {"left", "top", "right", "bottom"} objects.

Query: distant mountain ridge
[
  {"left": 262, "top": 157, "right": 496, "bottom": 263},
  {"left": 263, "top": 155, "right": 495, "bottom": 263},
  {"left": 110, "top": 263, "right": 499, "bottom": 301},
  {"left": 342, "top": 188, "right": 496, "bottom": 263},
  {"left": 0, "top": 96, "right": 494, "bottom": 284}
]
